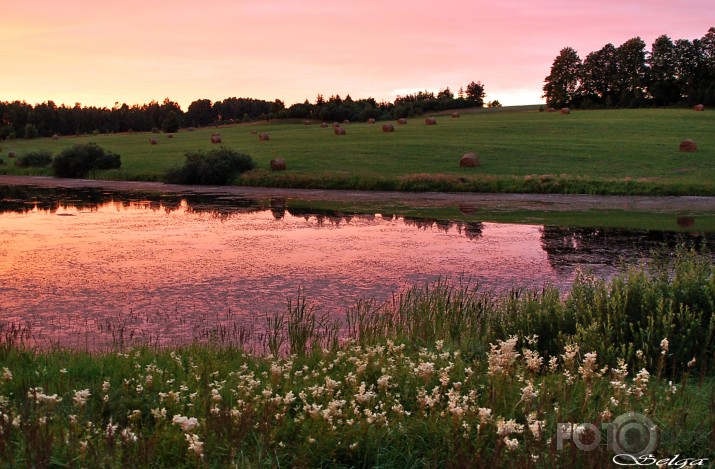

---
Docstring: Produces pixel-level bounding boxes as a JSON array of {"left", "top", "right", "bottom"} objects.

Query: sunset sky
[{"left": 1, "top": 0, "right": 711, "bottom": 110}]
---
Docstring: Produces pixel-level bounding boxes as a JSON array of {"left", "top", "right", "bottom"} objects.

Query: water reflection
[{"left": 0, "top": 186, "right": 712, "bottom": 349}]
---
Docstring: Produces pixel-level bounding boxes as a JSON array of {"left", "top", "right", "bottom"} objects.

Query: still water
[{"left": 0, "top": 187, "right": 709, "bottom": 349}]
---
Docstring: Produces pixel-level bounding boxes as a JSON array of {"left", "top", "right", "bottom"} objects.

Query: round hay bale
[
  {"left": 343, "top": 119, "right": 350, "bottom": 125},
  {"left": 304, "top": 120, "right": 311, "bottom": 125},
  {"left": 460, "top": 152, "right": 479, "bottom": 167},
  {"left": 320, "top": 122, "right": 329, "bottom": 128},
  {"left": 397, "top": 118, "right": 407, "bottom": 125},
  {"left": 149, "top": 137, "right": 158, "bottom": 145},
  {"left": 451, "top": 112, "right": 460, "bottom": 118},
  {"left": 333, "top": 122, "right": 340, "bottom": 128},
  {"left": 52, "top": 134, "right": 59, "bottom": 140},
  {"left": 258, "top": 132, "right": 270, "bottom": 141},
  {"left": 547, "top": 108, "right": 557, "bottom": 113},
  {"left": 211, "top": 135, "right": 222, "bottom": 144},
  {"left": 425, "top": 117, "right": 437, "bottom": 125},
  {"left": 367, "top": 118, "right": 376, "bottom": 124},
  {"left": 188, "top": 127, "right": 195, "bottom": 132},
  {"left": 167, "top": 133, "right": 174, "bottom": 139},
  {"left": 334, "top": 127, "right": 346, "bottom": 135},
  {"left": 677, "top": 216, "right": 695, "bottom": 228},
  {"left": 679, "top": 139, "right": 697, "bottom": 152},
  {"left": 8, "top": 151, "right": 15, "bottom": 158},
  {"left": 560, "top": 108, "right": 570, "bottom": 114},
  {"left": 382, "top": 123, "right": 395, "bottom": 132},
  {"left": 270, "top": 158, "right": 287, "bottom": 171},
  {"left": 694, "top": 104, "right": 705, "bottom": 111}
]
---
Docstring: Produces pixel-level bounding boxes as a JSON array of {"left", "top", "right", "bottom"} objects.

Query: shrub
[
  {"left": 23, "top": 123, "right": 38, "bottom": 139},
  {"left": 161, "top": 111, "right": 181, "bottom": 133},
  {"left": 52, "top": 143, "right": 121, "bottom": 178},
  {"left": 164, "top": 147, "right": 255, "bottom": 185},
  {"left": 16, "top": 150, "right": 53, "bottom": 167}
]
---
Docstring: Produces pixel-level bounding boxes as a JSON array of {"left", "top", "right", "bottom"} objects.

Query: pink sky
[{"left": 1, "top": 0, "right": 712, "bottom": 109}]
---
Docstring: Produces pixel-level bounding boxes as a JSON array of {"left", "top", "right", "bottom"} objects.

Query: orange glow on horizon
[{"left": 0, "top": 1, "right": 711, "bottom": 109}]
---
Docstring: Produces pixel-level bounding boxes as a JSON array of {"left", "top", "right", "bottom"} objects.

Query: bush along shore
[{"left": 0, "top": 246, "right": 714, "bottom": 467}]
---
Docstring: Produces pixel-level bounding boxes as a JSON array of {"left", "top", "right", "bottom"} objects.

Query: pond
[{"left": 1, "top": 184, "right": 713, "bottom": 349}]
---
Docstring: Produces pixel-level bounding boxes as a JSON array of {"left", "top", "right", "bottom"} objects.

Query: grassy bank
[
  {"left": 1, "top": 247, "right": 714, "bottom": 467},
  {"left": 2, "top": 108, "right": 714, "bottom": 195}
]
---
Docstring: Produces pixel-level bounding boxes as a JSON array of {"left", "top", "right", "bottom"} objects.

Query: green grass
[{"left": 2, "top": 107, "right": 715, "bottom": 194}]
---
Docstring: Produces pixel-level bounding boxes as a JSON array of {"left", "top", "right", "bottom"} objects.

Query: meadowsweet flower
[
  {"left": 548, "top": 356, "right": 558, "bottom": 373},
  {"left": 105, "top": 421, "right": 118, "bottom": 438},
  {"left": 478, "top": 407, "right": 492, "bottom": 424},
  {"left": 523, "top": 349, "right": 543, "bottom": 373},
  {"left": 377, "top": 375, "right": 391, "bottom": 391},
  {"left": 504, "top": 437, "right": 519, "bottom": 451},
  {"left": 151, "top": 408, "right": 167, "bottom": 420},
  {"left": 520, "top": 381, "right": 539, "bottom": 404},
  {"left": 660, "top": 337, "right": 669, "bottom": 353},
  {"left": 487, "top": 336, "right": 520, "bottom": 376},
  {"left": 102, "top": 380, "right": 110, "bottom": 394},
  {"left": 59, "top": 368, "right": 67, "bottom": 374},
  {"left": 121, "top": 427, "right": 138, "bottom": 443},
  {"left": 414, "top": 362, "right": 435, "bottom": 380},
  {"left": 73, "top": 389, "right": 91, "bottom": 408},
  {"left": 687, "top": 357, "right": 697, "bottom": 368},
  {"left": 129, "top": 410, "right": 142, "bottom": 422},
  {"left": 561, "top": 343, "right": 579, "bottom": 370},
  {"left": 496, "top": 418, "right": 524, "bottom": 436},
  {"left": 185, "top": 433, "right": 204, "bottom": 457},
  {"left": 172, "top": 415, "right": 199, "bottom": 432},
  {"left": 579, "top": 352, "right": 598, "bottom": 382},
  {"left": 435, "top": 340, "right": 444, "bottom": 351},
  {"left": 1, "top": 368, "right": 12, "bottom": 382}
]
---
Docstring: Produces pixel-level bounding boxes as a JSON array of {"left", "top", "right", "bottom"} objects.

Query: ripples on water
[{"left": 0, "top": 187, "right": 710, "bottom": 349}]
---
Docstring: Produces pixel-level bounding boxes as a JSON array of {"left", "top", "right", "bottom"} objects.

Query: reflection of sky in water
[{"left": 1, "top": 200, "right": 590, "bottom": 348}]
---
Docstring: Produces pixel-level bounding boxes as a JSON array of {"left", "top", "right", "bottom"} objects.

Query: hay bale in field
[
  {"left": 321, "top": 122, "right": 329, "bottom": 128},
  {"left": 677, "top": 216, "right": 695, "bottom": 228},
  {"left": 425, "top": 117, "right": 437, "bottom": 125},
  {"left": 211, "top": 135, "right": 222, "bottom": 144},
  {"left": 694, "top": 104, "right": 705, "bottom": 111},
  {"left": 149, "top": 137, "right": 158, "bottom": 145},
  {"left": 547, "top": 108, "right": 557, "bottom": 113},
  {"left": 52, "top": 134, "right": 59, "bottom": 140},
  {"left": 679, "top": 139, "right": 697, "bottom": 152},
  {"left": 560, "top": 108, "right": 570, "bottom": 114},
  {"left": 333, "top": 122, "right": 340, "bottom": 128},
  {"left": 334, "top": 127, "right": 346, "bottom": 135},
  {"left": 397, "top": 118, "right": 407, "bottom": 125},
  {"left": 343, "top": 119, "right": 351, "bottom": 124},
  {"left": 188, "top": 127, "right": 195, "bottom": 132},
  {"left": 270, "top": 158, "right": 287, "bottom": 171},
  {"left": 304, "top": 120, "right": 311, "bottom": 125},
  {"left": 8, "top": 151, "right": 15, "bottom": 158},
  {"left": 259, "top": 132, "right": 270, "bottom": 141},
  {"left": 167, "top": 133, "right": 174, "bottom": 139},
  {"left": 451, "top": 112, "right": 460, "bottom": 118},
  {"left": 460, "top": 153, "right": 479, "bottom": 167},
  {"left": 382, "top": 123, "right": 395, "bottom": 132},
  {"left": 367, "top": 118, "right": 376, "bottom": 124}
]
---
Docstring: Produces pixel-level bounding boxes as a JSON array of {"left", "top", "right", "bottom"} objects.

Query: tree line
[
  {"left": 542, "top": 27, "right": 715, "bottom": 109},
  {"left": 0, "top": 82, "right": 487, "bottom": 139}
]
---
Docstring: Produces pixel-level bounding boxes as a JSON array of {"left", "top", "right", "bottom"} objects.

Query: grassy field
[
  {"left": 2, "top": 107, "right": 714, "bottom": 195},
  {"left": 1, "top": 247, "right": 714, "bottom": 467}
]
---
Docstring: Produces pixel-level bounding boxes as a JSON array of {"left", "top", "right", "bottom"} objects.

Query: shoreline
[{"left": 2, "top": 175, "right": 715, "bottom": 213}]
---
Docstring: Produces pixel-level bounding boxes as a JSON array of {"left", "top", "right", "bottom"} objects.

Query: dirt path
[{"left": 2, "top": 175, "right": 715, "bottom": 212}]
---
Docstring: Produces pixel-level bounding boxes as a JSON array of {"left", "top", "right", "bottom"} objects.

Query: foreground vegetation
[
  {"left": 2, "top": 108, "right": 714, "bottom": 195},
  {"left": 1, "top": 246, "right": 714, "bottom": 467}
]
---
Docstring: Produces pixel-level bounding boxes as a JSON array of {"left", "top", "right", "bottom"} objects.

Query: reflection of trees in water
[
  {"left": 541, "top": 226, "right": 715, "bottom": 274},
  {"left": 1, "top": 185, "right": 486, "bottom": 240},
  {"left": 404, "top": 217, "right": 483, "bottom": 239}
]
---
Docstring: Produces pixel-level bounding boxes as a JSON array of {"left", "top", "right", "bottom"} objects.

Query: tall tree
[
  {"left": 647, "top": 35, "right": 681, "bottom": 105},
  {"left": 580, "top": 43, "right": 618, "bottom": 106},
  {"left": 465, "top": 81, "right": 486, "bottom": 107},
  {"left": 542, "top": 47, "right": 582, "bottom": 108},
  {"left": 614, "top": 37, "right": 648, "bottom": 106}
]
